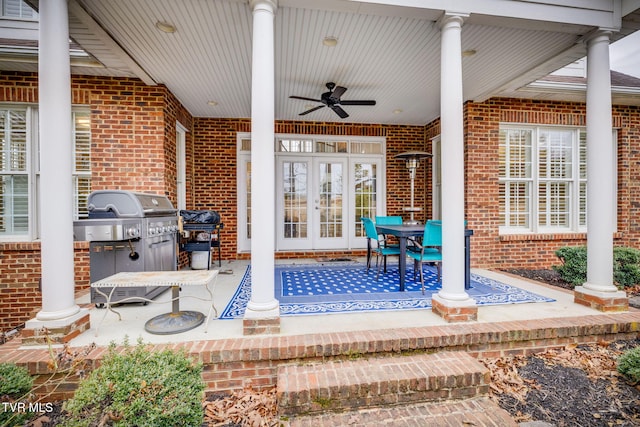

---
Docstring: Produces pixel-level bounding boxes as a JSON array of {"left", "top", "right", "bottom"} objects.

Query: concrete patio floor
[{"left": 64, "top": 258, "right": 612, "bottom": 348}]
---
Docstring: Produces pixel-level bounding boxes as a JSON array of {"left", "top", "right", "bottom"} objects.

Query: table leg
[
  {"left": 465, "top": 233, "right": 470, "bottom": 290},
  {"left": 171, "top": 286, "right": 180, "bottom": 312},
  {"left": 203, "top": 278, "right": 217, "bottom": 333},
  {"left": 399, "top": 236, "right": 407, "bottom": 291}
]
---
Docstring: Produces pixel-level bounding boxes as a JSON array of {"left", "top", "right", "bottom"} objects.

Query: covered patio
[
  {"left": 14, "top": 0, "right": 637, "bottom": 343},
  {"left": 67, "top": 260, "right": 626, "bottom": 345}
]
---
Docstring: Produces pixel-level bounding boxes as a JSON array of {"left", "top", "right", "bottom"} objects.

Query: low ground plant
[
  {"left": 0, "top": 362, "right": 34, "bottom": 426},
  {"left": 61, "top": 338, "right": 204, "bottom": 427},
  {"left": 618, "top": 346, "right": 640, "bottom": 384}
]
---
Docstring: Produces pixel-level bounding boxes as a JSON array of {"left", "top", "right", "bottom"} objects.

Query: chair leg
[
  {"left": 419, "top": 261, "right": 425, "bottom": 295},
  {"left": 376, "top": 253, "right": 382, "bottom": 280},
  {"left": 366, "top": 239, "right": 372, "bottom": 271}
]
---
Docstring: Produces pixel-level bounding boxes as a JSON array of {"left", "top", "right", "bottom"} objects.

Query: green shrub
[
  {"left": 617, "top": 346, "right": 640, "bottom": 384},
  {"left": 0, "top": 362, "right": 33, "bottom": 397},
  {"left": 613, "top": 247, "right": 640, "bottom": 287},
  {"left": 553, "top": 246, "right": 588, "bottom": 286},
  {"left": 553, "top": 246, "right": 640, "bottom": 288},
  {"left": 61, "top": 339, "right": 204, "bottom": 427},
  {"left": 0, "top": 362, "right": 34, "bottom": 426}
]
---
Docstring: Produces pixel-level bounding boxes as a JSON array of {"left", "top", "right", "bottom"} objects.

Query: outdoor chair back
[
  {"left": 361, "top": 217, "right": 401, "bottom": 280},
  {"left": 407, "top": 220, "right": 442, "bottom": 294}
]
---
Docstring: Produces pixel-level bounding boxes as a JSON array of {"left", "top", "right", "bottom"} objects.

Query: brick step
[
  {"left": 277, "top": 351, "right": 491, "bottom": 416},
  {"left": 286, "top": 397, "right": 518, "bottom": 427}
]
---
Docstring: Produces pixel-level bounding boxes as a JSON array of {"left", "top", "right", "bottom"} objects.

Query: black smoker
[{"left": 73, "top": 190, "right": 179, "bottom": 305}]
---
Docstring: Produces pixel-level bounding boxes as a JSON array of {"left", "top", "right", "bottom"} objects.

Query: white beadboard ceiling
[{"left": 11, "top": 0, "right": 640, "bottom": 125}]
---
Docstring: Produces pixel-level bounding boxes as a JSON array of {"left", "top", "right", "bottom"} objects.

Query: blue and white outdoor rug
[{"left": 219, "top": 263, "right": 555, "bottom": 319}]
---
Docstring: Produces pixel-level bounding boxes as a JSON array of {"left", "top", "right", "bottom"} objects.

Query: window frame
[
  {"left": 498, "top": 123, "right": 617, "bottom": 235},
  {"left": 0, "top": 103, "right": 91, "bottom": 241}
]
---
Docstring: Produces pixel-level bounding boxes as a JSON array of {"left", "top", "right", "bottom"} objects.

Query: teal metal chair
[
  {"left": 407, "top": 220, "right": 442, "bottom": 294},
  {"left": 361, "top": 217, "right": 401, "bottom": 279},
  {"left": 374, "top": 215, "right": 403, "bottom": 269}
]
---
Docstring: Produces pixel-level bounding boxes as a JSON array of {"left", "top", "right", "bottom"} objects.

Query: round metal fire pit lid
[{"left": 144, "top": 311, "right": 205, "bottom": 334}]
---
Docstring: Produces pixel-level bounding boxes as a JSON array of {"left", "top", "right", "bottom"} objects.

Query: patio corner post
[
  {"left": 574, "top": 30, "right": 628, "bottom": 311},
  {"left": 432, "top": 12, "right": 477, "bottom": 322},
  {"left": 244, "top": 0, "right": 281, "bottom": 334},
  {"left": 23, "top": 0, "right": 89, "bottom": 344}
]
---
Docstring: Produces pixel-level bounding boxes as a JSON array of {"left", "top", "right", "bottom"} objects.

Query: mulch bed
[
  {"left": 483, "top": 339, "right": 640, "bottom": 426},
  {"left": 493, "top": 268, "right": 640, "bottom": 426}
]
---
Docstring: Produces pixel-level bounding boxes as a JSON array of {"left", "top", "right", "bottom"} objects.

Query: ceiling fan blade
[
  {"left": 329, "top": 85, "right": 347, "bottom": 101},
  {"left": 330, "top": 105, "right": 349, "bottom": 118},
  {"left": 299, "top": 105, "right": 325, "bottom": 116},
  {"left": 340, "top": 100, "right": 376, "bottom": 106},
  {"left": 290, "top": 95, "right": 323, "bottom": 103}
]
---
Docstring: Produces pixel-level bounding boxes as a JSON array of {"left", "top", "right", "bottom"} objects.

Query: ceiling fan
[{"left": 289, "top": 82, "right": 376, "bottom": 118}]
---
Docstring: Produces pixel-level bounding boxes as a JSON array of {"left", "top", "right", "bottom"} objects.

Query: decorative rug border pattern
[{"left": 219, "top": 264, "right": 554, "bottom": 319}]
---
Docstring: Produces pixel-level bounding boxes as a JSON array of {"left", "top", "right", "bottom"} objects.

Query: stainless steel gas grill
[{"left": 73, "top": 190, "right": 179, "bottom": 305}]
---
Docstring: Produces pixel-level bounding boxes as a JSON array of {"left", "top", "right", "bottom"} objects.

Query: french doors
[
  {"left": 276, "top": 157, "right": 348, "bottom": 250},
  {"left": 236, "top": 134, "right": 386, "bottom": 253}
]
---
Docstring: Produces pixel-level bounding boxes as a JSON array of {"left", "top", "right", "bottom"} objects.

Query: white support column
[
  {"left": 245, "top": 0, "right": 280, "bottom": 325},
  {"left": 27, "top": 0, "right": 84, "bottom": 327},
  {"left": 432, "top": 13, "right": 476, "bottom": 316},
  {"left": 575, "top": 31, "right": 626, "bottom": 303}
]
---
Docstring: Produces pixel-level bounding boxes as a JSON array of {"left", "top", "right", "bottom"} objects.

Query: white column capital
[
  {"left": 250, "top": 0, "right": 277, "bottom": 13},
  {"left": 584, "top": 29, "right": 612, "bottom": 45},
  {"left": 438, "top": 12, "right": 469, "bottom": 29}
]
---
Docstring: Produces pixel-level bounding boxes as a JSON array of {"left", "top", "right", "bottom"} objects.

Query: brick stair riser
[{"left": 277, "top": 352, "right": 490, "bottom": 416}]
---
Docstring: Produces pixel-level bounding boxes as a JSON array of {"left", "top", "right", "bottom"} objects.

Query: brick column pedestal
[
  {"left": 243, "top": 316, "right": 280, "bottom": 335},
  {"left": 574, "top": 286, "right": 628, "bottom": 312},
  {"left": 432, "top": 296, "right": 478, "bottom": 323},
  {"left": 22, "top": 311, "right": 90, "bottom": 345}
]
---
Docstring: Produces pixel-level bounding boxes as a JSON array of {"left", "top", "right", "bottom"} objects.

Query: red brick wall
[
  {"left": 2, "top": 70, "right": 639, "bottom": 331},
  {"left": 0, "top": 73, "right": 186, "bottom": 332},
  {"left": 192, "top": 119, "right": 427, "bottom": 259},
  {"left": 464, "top": 98, "right": 640, "bottom": 269}
]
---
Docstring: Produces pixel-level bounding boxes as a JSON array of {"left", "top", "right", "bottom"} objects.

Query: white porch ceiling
[{"left": 11, "top": 0, "right": 640, "bottom": 125}]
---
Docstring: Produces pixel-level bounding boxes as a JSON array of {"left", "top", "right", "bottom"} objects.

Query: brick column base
[
  {"left": 432, "top": 296, "right": 478, "bottom": 323},
  {"left": 574, "top": 286, "right": 629, "bottom": 312},
  {"left": 22, "top": 311, "right": 91, "bottom": 345},
  {"left": 243, "top": 316, "right": 280, "bottom": 335}
]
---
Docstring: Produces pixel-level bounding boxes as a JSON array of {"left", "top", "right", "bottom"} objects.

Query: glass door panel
[
  {"left": 276, "top": 158, "right": 310, "bottom": 250},
  {"left": 313, "top": 158, "right": 347, "bottom": 249}
]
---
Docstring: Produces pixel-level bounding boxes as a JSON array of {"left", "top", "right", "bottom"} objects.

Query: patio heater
[{"left": 395, "top": 151, "right": 432, "bottom": 225}]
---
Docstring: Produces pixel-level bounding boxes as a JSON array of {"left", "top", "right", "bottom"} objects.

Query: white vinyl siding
[{"left": 2, "top": 0, "right": 37, "bottom": 19}]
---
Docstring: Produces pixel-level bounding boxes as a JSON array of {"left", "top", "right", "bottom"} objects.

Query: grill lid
[{"left": 87, "top": 190, "right": 177, "bottom": 218}]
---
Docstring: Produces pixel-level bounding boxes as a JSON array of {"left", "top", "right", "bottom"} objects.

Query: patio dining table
[{"left": 375, "top": 223, "right": 473, "bottom": 292}]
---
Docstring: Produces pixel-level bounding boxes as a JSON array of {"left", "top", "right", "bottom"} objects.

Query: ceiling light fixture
[
  {"left": 322, "top": 36, "right": 338, "bottom": 47},
  {"left": 155, "top": 21, "right": 177, "bottom": 33},
  {"left": 462, "top": 49, "right": 477, "bottom": 57},
  {"left": 393, "top": 109, "right": 403, "bottom": 114},
  {"left": 207, "top": 101, "right": 218, "bottom": 107}
]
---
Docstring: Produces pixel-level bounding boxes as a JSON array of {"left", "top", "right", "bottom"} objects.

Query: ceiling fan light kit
[{"left": 290, "top": 82, "right": 376, "bottom": 119}]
